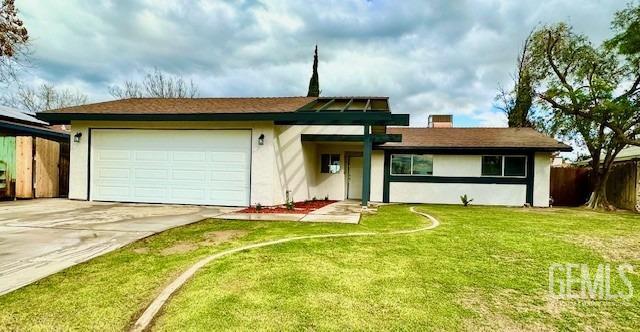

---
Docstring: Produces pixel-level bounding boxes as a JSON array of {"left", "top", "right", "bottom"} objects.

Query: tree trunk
[{"left": 586, "top": 167, "right": 615, "bottom": 210}]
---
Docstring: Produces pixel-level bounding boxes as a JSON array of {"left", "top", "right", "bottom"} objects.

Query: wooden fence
[
  {"left": 1, "top": 135, "right": 68, "bottom": 199},
  {"left": 550, "top": 167, "right": 592, "bottom": 206},
  {"left": 606, "top": 161, "right": 638, "bottom": 211}
]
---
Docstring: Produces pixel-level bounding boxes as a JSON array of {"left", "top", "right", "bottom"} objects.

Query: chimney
[{"left": 428, "top": 114, "right": 453, "bottom": 128}]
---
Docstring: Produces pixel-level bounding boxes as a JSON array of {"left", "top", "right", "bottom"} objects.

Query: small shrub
[
  {"left": 255, "top": 203, "right": 262, "bottom": 212},
  {"left": 460, "top": 194, "right": 473, "bottom": 206},
  {"left": 324, "top": 195, "right": 329, "bottom": 201},
  {"left": 312, "top": 196, "right": 317, "bottom": 201},
  {"left": 285, "top": 190, "right": 295, "bottom": 210}
]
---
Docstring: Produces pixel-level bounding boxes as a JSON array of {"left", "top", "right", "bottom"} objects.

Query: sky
[{"left": 14, "top": 0, "right": 626, "bottom": 127}]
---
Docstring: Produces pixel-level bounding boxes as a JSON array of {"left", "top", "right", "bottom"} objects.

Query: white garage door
[{"left": 90, "top": 129, "right": 251, "bottom": 206}]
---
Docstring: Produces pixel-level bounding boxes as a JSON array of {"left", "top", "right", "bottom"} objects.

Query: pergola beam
[
  {"left": 362, "top": 99, "right": 371, "bottom": 113},
  {"left": 340, "top": 98, "right": 354, "bottom": 112},
  {"left": 315, "top": 99, "right": 336, "bottom": 112}
]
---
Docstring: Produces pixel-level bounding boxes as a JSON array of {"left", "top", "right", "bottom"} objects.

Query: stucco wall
[
  {"left": 370, "top": 150, "right": 384, "bottom": 202},
  {"left": 390, "top": 182, "right": 527, "bottom": 205},
  {"left": 388, "top": 153, "right": 550, "bottom": 206},
  {"left": 68, "top": 121, "right": 276, "bottom": 205},
  {"left": 533, "top": 152, "right": 551, "bottom": 207}
]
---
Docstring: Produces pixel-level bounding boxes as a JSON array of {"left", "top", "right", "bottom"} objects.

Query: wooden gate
[
  {"left": 550, "top": 167, "right": 591, "bottom": 206},
  {"left": 34, "top": 138, "right": 60, "bottom": 198},
  {"left": 15, "top": 136, "right": 33, "bottom": 198}
]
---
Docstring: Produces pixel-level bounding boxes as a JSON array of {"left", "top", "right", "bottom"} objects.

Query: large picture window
[
  {"left": 481, "top": 155, "right": 526, "bottom": 177},
  {"left": 391, "top": 154, "right": 433, "bottom": 175}
]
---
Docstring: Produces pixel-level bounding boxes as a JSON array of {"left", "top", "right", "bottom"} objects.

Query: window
[
  {"left": 481, "top": 155, "right": 526, "bottom": 177},
  {"left": 504, "top": 156, "right": 526, "bottom": 177},
  {"left": 391, "top": 154, "right": 433, "bottom": 175},
  {"left": 320, "top": 154, "right": 340, "bottom": 173},
  {"left": 481, "top": 156, "right": 502, "bottom": 176}
]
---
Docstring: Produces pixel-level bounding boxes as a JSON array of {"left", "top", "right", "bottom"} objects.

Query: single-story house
[
  {"left": 38, "top": 96, "right": 571, "bottom": 207},
  {"left": 1, "top": 106, "right": 70, "bottom": 199}
]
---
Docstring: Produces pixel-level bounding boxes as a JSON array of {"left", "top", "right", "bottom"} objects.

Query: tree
[
  {"left": 3, "top": 83, "right": 87, "bottom": 113},
  {"left": 496, "top": 31, "right": 536, "bottom": 128},
  {"left": 109, "top": 67, "right": 198, "bottom": 99},
  {"left": 307, "top": 45, "right": 320, "bottom": 97},
  {"left": 0, "top": 0, "right": 29, "bottom": 84},
  {"left": 606, "top": 2, "right": 640, "bottom": 60},
  {"left": 528, "top": 17, "right": 640, "bottom": 209}
]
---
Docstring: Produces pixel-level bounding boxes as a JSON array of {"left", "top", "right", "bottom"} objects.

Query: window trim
[
  {"left": 320, "top": 153, "right": 341, "bottom": 174},
  {"left": 481, "top": 155, "right": 527, "bottom": 178},
  {"left": 390, "top": 154, "right": 433, "bottom": 176}
]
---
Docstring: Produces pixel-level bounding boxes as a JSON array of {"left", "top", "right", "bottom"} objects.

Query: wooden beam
[
  {"left": 362, "top": 99, "right": 371, "bottom": 112},
  {"left": 315, "top": 99, "right": 336, "bottom": 112},
  {"left": 340, "top": 98, "right": 354, "bottom": 112}
]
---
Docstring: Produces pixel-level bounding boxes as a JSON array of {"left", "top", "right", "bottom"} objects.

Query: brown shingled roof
[
  {"left": 40, "top": 97, "right": 317, "bottom": 114},
  {"left": 384, "top": 127, "right": 572, "bottom": 151}
]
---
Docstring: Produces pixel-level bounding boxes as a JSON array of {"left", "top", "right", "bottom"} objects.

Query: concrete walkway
[
  {"left": 215, "top": 200, "right": 364, "bottom": 224},
  {"left": 0, "top": 199, "right": 239, "bottom": 295},
  {"left": 131, "top": 206, "right": 440, "bottom": 332}
]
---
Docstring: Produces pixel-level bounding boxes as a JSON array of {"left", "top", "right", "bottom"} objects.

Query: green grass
[{"left": 0, "top": 205, "right": 639, "bottom": 331}]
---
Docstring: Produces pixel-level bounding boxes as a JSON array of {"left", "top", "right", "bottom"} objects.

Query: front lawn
[{"left": 0, "top": 205, "right": 639, "bottom": 331}]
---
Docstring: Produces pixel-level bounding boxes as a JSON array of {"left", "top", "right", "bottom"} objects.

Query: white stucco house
[{"left": 38, "top": 96, "right": 571, "bottom": 207}]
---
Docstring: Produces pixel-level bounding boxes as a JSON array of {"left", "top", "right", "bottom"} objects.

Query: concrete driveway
[{"left": 0, "top": 199, "right": 238, "bottom": 295}]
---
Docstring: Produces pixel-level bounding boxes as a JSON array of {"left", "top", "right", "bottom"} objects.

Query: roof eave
[
  {"left": 376, "top": 145, "right": 573, "bottom": 152},
  {"left": 37, "top": 112, "right": 410, "bottom": 126}
]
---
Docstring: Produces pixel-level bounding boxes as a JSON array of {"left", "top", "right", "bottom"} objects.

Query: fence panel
[
  {"left": 34, "top": 138, "right": 60, "bottom": 198},
  {"left": 550, "top": 167, "right": 591, "bottom": 206}
]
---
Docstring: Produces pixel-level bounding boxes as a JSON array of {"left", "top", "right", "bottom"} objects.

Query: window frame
[
  {"left": 481, "top": 155, "right": 527, "bottom": 178},
  {"left": 320, "top": 153, "right": 341, "bottom": 174},
  {"left": 390, "top": 154, "right": 434, "bottom": 176}
]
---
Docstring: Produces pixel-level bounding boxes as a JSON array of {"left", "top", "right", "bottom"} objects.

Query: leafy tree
[
  {"left": 528, "top": 15, "right": 640, "bottom": 209},
  {"left": 307, "top": 45, "right": 320, "bottom": 97},
  {"left": 606, "top": 2, "right": 640, "bottom": 60},
  {"left": 497, "top": 31, "right": 536, "bottom": 128},
  {"left": 2, "top": 83, "right": 87, "bottom": 113},
  {"left": 109, "top": 67, "right": 198, "bottom": 98},
  {"left": 0, "top": 0, "right": 28, "bottom": 84}
]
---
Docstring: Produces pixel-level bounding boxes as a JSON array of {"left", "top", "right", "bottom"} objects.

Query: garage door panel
[
  {"left": 134, "top": 187, "right": 168, "bottom": 199},
  {"left": 91, "top": 129, "right": 251, "bottom": 206},
  {"left": 173, "top": 151, "right": 207, "bottom": 162},
  {"left": 97, "top": 150, "right": 130, "bottom": 161},
  {"left": 95, "top": 186, "right": 131, "bottom": 197},
  {"left": 135, "top": 151, "right": 168, "bottom": 161},
  {"left": 172, "top": 169, "right": 207, "bottom": 181},
  {"left": 97, "top": 167, "right": 130, "bottom": 179},
  {"left": 134, "top": 169, "right": 168, "bottom": 179},
  {"left": 172, "top": 188, "right": 206, "bottom": 200}
]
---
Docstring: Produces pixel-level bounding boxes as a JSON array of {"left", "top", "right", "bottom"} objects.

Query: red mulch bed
[{"left": 238, "top": 200, "right": 337, "bottom": 214}]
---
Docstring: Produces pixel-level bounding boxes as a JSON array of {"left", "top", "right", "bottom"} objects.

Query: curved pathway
[{"left": 130, "top": 207, "right": 440, "bottom": 332}]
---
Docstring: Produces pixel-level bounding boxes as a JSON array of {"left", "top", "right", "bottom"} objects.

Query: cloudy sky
[{"left": 16, "top": 0, "right": 624, "bottom": 126}]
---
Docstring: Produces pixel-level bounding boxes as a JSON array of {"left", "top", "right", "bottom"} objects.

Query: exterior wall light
[
  {"left": 73, "top": 132, "right": 82, "bottom": 143},
  {"left": 258, "top": 134, "right": 265, "bottom": 145}
]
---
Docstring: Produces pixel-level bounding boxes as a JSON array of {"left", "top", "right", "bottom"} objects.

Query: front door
[{"left": 347, "top": 156, "right": 363, "bottom": 199}]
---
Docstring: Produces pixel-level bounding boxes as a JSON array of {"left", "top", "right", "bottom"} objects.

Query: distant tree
[
  {"left": 307, "top": 45, "right": 320, "bottom": 97},
  {"left": 528, "top": 17, "right": 640, "bottom": 209},
  {"left": 497, "top": 31, "right": 537, "bottom": 128},
  {"left": 0, "top": 0, "right": 29, "bottom": 84},
  {"left": 109, "top": 67, "right": 199, "bottom": 98},
  {"left": 3, "top": 83, "right": 87, "bottom": 113}
]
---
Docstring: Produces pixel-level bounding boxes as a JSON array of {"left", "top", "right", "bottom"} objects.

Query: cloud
[{"left": 13, "top": 0, "right": 624, "bottom": 126}]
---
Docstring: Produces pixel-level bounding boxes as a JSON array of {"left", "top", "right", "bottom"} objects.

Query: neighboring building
[
  {"left": 0, "top": 106, "right": 70, "bottom": 199},
  {"left": 38, "top": 97, "right": 571, "bottom": 207},
  {"left": 427, "top": 114, "right": 453, "bottom": 128}
]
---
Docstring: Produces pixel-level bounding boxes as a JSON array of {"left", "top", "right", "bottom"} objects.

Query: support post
[{"left": 362, "top": 125, "right": 372, "bottom": 206}]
